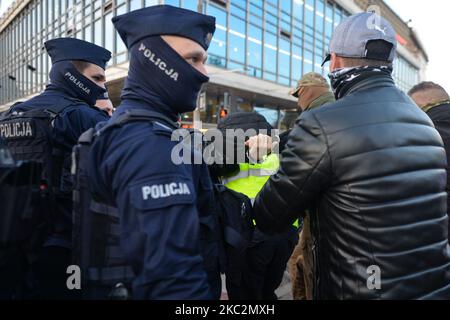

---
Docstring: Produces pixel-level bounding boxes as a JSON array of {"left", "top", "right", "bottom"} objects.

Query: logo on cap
[
  {"left": 205, "top": 33, "right": 213, "bottom": 47},
  {"left": 373, "top": 25, "right": 387, "bottom": 36}
]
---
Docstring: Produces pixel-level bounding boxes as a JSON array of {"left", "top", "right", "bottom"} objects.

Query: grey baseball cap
[{"left": 322, "top": 12, "right": 397, "bottom": 66}]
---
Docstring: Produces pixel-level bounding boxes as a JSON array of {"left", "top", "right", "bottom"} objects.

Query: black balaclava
[
  {"left": 121, "top": 36, "right": 209, "bottom": 121},
  {"left": 48, "top": 61, "right": 107, "bottom": 106}
]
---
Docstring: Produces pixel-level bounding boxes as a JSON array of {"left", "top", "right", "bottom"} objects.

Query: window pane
[
  {"left": 182, "top": 0, "right": 197, "bottom": 11},
  {"left": 264, "top": 31, "right": 277, "bottom": 74},
  {"left": 207, "top": 5, "right": 227, "bottom": 60},
  {"left": 145, "top": 0, "right": 159, "bottom": 6},
  {"left": 229, "top": 16, "right": 245, "bottom": 63},
  {"left": 105, "top": 12, "right": 113, "bottom": 53},
  {"left": 165, "top": 0, "right": 179, "bottom": 7},
  {"left": 130, "top": 0, "right": 142, "bottom": 11},
  {"left": 247, "top": 24, "right": 262, "bottom": 69},
  {"left": 94, "top": 19, "right": 102, "bottom": 46},
  {"left": 84, "top": 25, "right": 92, "bottom": 42}
]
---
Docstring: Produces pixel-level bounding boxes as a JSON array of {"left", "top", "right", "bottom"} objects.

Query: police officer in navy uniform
[
  {"left": 8, "top": 38, "right": 111, "bottom": 299},
  {"left": 86, "top": 6, "right": 220, "bottom": 299}
]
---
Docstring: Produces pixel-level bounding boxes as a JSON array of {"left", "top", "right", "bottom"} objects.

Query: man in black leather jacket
[
  {"left": 253, "top": 12, "right": 450, "bottom": 300},
  {"left": 409, "top": 81, "right": 450, "bottom": 242}
]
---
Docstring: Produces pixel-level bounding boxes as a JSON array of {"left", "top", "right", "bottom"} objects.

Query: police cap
[
  {"left": 45, "top": 38, "right": 112, "bottom": 70},
  {"left": 113, "top": 5, "right": 216, "bottom": 50}
]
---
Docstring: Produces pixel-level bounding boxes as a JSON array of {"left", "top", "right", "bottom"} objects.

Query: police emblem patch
[{"left": 205, "top": 32, "right": 213, "bottom": 47}]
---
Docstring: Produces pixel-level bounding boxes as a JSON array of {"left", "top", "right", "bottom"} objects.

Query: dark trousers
[
  {"left": 33, "top": 246, "right": 80, "bottom": 300},
  {"left": 240, "top": 228, "right": 298, "bottom": 300},
  {"left": 0, "top": 248, "right": 28, "bottom": 299},
  {"left": 206, "top": 269, "right": 222, "bottom": 300},
  {"left": 0, "top": 246, "right": 80, "bottom": 300}
]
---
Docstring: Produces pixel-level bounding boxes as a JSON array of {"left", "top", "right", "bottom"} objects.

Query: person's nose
[{"left": 197, "top": 63, "right": 208, "bottom": 77}]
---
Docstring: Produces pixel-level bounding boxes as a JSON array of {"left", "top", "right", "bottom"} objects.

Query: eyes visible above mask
[
  {"left": 81, "top": 65, "right": 107, "bottom": 89},
  {"left": 184, "top": 54, "right": 208, "bottom": 76},
  {"left": 50, "top": 61, "right": 107, "bottom": 106},
  {"left": 160, "top": 35, "right": 209, "bottom": 77}
]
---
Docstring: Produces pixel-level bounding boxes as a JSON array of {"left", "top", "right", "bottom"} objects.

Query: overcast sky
[
  {"left": 0, "top": 0, "right": 9, "bottom": 16},
  {"left": 0, "top": 0, "right": 11, "bottom": 17},
  {"left": 1, "top": 0, "right": 449, "bottom": 92},
  {"left": 385, "top": 0, "right": 450, "bottom": 92}
]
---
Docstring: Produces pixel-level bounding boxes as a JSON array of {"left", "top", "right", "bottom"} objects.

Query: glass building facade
[
  {"left": 0, "top": 0, "right": 422, "bottom": 107},
  {"left": 205, "top": 0, "right": 349, "bottom": 87},
  {"left": 393, "top": 55, "right": 420, "bottom": 92}
]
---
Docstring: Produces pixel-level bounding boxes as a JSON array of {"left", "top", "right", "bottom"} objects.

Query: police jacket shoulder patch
[{"left": 130, "top": 175, "right": 195, "bottom": 211}]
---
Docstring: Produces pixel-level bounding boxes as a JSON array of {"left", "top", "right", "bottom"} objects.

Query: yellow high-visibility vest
[{"left": 223, "top": 154, "right": 299, "bottom": 228}]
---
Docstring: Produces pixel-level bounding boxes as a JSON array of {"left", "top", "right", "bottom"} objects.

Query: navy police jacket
[
  {"left": 11, "top": 88, "right": 109, "bottom": 248},
  {"left": 87, "top": 99, "right": 216, "bottom": 300}
]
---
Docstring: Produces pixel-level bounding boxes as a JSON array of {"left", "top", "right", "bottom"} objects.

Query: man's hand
[{"left": 245, "top": 134, "right": 274, "bottom": 163}]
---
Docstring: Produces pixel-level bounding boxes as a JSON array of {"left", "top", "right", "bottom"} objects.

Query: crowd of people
[{"left": 1, "top": 5, "right": 450, "bottom": 300}]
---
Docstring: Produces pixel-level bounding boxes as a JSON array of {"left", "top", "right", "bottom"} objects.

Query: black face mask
[
  {"left": 121, "top": 36, "right": 209, "bottom": 117},
  {"left": 48, "top": 61, "right": 107, "bottom": 106}
]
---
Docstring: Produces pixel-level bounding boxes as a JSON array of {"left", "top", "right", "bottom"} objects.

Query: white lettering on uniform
[
  {"left": 151, "top": 185, "right": 159, "bottom": 199},
  {"left": 142, "top": 186, "right": 152, "bottom": 200},
  {"left": 138, "top": 42, "right": 180, "bottom": 82},
  {"left": 158, "top": 185, "right": 168, "bottom": 198},
  {"left": 141, "top": 182, "right": 191, "bottom": 200},
  {"left": 169, "top": 183, "right": 177, "bottom": 194},
  {"left": 0, "top": 122, "right": 33, "bottom": 139},
  {"left": 64, "top": 71, "right": 91, "bottom": 94}
]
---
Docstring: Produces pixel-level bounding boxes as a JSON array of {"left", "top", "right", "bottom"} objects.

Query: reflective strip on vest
[
  {"left": 224, "top": 154, "right": 299, "bottom": 228},
  {"left": 224, "top": 168, "right": 279, "bottom": 183},
  {"left": 223, "top": 154, "right": 280, "bottom": 200}
]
